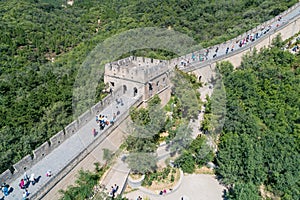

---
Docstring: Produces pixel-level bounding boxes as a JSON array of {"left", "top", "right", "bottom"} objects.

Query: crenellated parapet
[{"left": 104, "top": 56, "right": 171, "bottom": 101}]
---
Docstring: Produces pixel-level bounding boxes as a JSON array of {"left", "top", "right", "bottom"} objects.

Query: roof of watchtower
[{"left": 105, "top": 56, "right": 170, "bottom": 84}]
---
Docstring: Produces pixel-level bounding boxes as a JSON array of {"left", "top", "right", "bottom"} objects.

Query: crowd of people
[
  {"left": 179, "top": 15, "right": 285, "bottom": 67},
  {"left": 18, "top": 172, "right": 38, "bottom": 200},
  {"left": 1, "top": 169, "right": 53, "bottom": 199},
  {"left": 94, "top": 98, "right": 123, "bottom": 134}
]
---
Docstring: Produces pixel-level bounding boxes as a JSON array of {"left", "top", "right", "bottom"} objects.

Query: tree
[
  {"left": 174, "top": 151, "right": 195, "bottom": 173},
  {"left": 169, "top": 122, "right": 193, "bottom": 154},
  {"left": 171, "top": 70, "right": 201, "bottom": 120},
  {"left": 225, "top": 182, "right": 261, "bottom": 200},
  {"left": 216, "top": 46, "right": 300, "bottom": 199},
  {"left": 102, "top": 148, "right": 113, "bottom": 164},
  {"left": 126, "top": 152, "right": 157, "bottom": 174}
]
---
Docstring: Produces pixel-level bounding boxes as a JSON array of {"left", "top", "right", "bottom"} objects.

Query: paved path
[
  {"left": 101, "top": 156, "right": 130, "bottom": 197},
  {"left": 42, "top": 116, "right": 130, "bottom": 200},
  {"left": 4, "top": 93, "right": 140, "bottom": 200},
  {"left": 124, "top": 174, "right": 225, "bottom": 200},
  {"left": 178, "top": 2, "right": 300, "bottom": 70}
]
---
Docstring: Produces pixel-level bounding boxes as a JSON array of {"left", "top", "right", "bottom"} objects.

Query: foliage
[
  {"left": 171, "top": 69, "right": 202, "bottom": 120},
  {"left": 148, "top": 94, "right": 162, "bottom": 107},
  {"left": 142, "top": 167, "right": 176, "bottom": 186},
  {"left": 168, "top": 122, "right": 193, "bottom": 154},
  {"left": 125, "top": 96, "right": 165, "bottom": 173},
  {"left": 59, "top": 165, "right": 108, "bottom": 200},
  {"left": 225, "top": 182, "right": 261, "bottom": 200},
  {"left": 216, "top": 47, "right": 300, "bottom": 199},
  {"left": 174, "top": 134, "right": 214, "bottom": 173},
  {"left": 126, "top": 153, "right": 157, "bottom": 174},
  {"left": 102, "top": 148, "right": 113, "bottom": 164},
  {"left": 200, "top": 66, "right": 227, "bottom": 136},
  {"left": 126, "top": 96, "right": 164, "bottom": 153},
  {"left": 0, "top": 0, "right": 298, "bottom": 172},
  {"left": 174, "top": 151, "right": 195, "bottom": 173},
  {"left": 271, "top": 34, "right": 284, "bottom": 48}
]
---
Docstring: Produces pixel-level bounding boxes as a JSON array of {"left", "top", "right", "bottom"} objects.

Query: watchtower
[{"left": 104, "top": 56, "right": 171, "bottom": 102}]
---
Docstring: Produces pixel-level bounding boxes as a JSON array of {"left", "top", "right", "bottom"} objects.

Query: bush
[
  {"left": 170, "top": 174, "right": 175, "bottom": 182},
  {"left": 174, "top": 151, "right": 195, "bottom": 174}
]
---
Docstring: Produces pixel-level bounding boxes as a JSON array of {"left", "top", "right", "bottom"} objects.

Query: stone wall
[
  {"left": 49, "top": 131, "right": 65, "bottom": 149},
  {"left": 33, "top": 141, "right": 51, "bottom": 162},
  {"left": 0, "top": 87, "right": 125, "bottom": 183},
  {"left": 183, "top": 8, "right": 300, "bottom": 73},
  {"left": 31, "top": 95, "right": 144, "bottom": 200}
]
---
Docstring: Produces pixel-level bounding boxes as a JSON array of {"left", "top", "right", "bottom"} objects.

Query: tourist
[
  {"left": 110, "top": 186, "right": 115, "bottom": 197},
  {"left": 29, "top": 173, "right": 35, "bottom": 185},
  {"left": 19, "top": 179, "right": 25, "bottom": 189},
  {"left": 22, "top": 189, "right": 29, "bottom": 200},
  {"left": 96, "top": 115, "right": 99, "bottom": 124},
  {"left": 110, "top": 113, "right": 116, "bottom": 125},
  {"left": 92, "top": 128, "right": 96, "bottom": 137},
  {"left": 23, "top": 172, "right": 29, "bottom": 184},
  {"left": 1, "top": 184, "right": 9, "bottom": 196},
  {"left": 46, "top": 170, "right": 52, "bottom": 177},
  {"left": 113, "top": 184, "right": 118, "bottom": 193}
]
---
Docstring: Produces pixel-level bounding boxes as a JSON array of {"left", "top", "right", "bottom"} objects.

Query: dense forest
[
  {"left": 0, "top": 0, "right": 298, "bottom": 173},
  {"left": 216, "top": 44, "right": 300, "bottom": 199}
]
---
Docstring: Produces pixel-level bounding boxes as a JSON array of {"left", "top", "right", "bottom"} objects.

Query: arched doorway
[
  {"left": 123, "top": 85, "right": 127, "bottom": 94},
  {"left": 133, "top": 87, "right": 138, "bottom": 97}
]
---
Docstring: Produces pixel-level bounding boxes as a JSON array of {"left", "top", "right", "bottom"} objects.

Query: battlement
[{"left": 105, "top": 56, "right": 169, "bottom": 83}]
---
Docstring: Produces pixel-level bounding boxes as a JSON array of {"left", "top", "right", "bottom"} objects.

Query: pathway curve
[{"left": 124, "top": 174, "right": 225, "bottom": 200}]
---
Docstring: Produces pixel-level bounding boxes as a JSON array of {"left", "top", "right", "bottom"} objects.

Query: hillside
[
  {"left": 0, "top": 0, "right": 298, "bottom": 173},
  {"left": 216, "top": 46, "right": 300, "bottom": 199}
]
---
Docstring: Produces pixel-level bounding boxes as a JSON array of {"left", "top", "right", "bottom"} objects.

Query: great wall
[{"left": 1, "top": 2, "right": 300, "bottom": 199}]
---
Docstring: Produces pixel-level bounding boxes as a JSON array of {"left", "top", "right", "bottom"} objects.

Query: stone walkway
[
  {"left": 101, "top": 156, "right": 131, "bottom": 197},
  {"left": 42, "top": 116, "right": 130, "bottom": 200},
  {"left": 3, "top": 93, "right": 140, "bottom": 200},
  {"left": 179, "top": 3, "right": 300, "bottom": 70},
  {"left": 124, "top": 174, "right": 225, "bottom": 200}
]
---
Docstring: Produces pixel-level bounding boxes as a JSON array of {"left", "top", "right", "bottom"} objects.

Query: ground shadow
[
  {"left": 35, "top": 176, "right": 42, "bottom": 184},
  {"left": 8, "top": 186, "right": 14, "bottom": 194}
]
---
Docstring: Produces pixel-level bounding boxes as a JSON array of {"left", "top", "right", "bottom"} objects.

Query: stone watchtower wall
[
  {"left": 0, "top": 86, "right": 124, "bottom": 184},
  {"left": 104, "top": 56, "right": 170, "bottom": 101}
]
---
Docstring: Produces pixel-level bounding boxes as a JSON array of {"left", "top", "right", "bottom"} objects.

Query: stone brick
[
  {"left": 50, "top": 130, "right": 65, "bottom": 149},
  {"left": 33, "top": 141, "right": 51, "bottom": 161},
  {"left": 64, "top": 120, "right": 78, "bottom": 138},
  {"left": 13, "top": 154, "right": 33, "bottom": 173}
]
